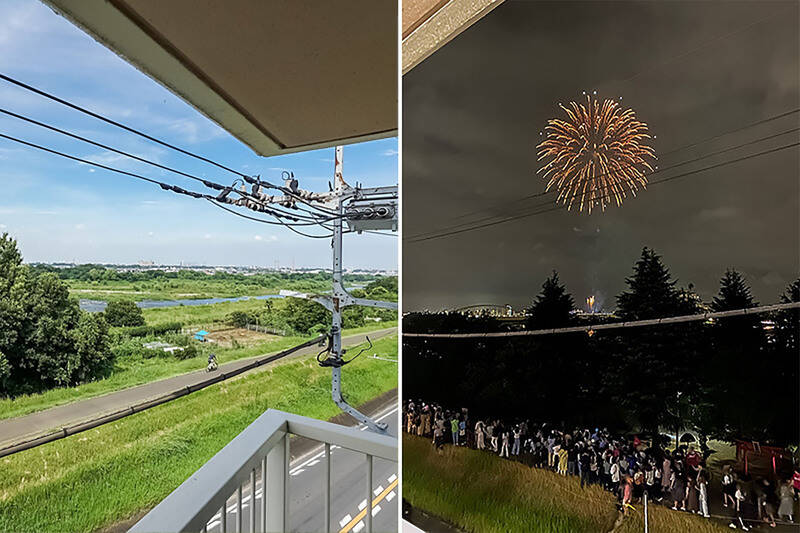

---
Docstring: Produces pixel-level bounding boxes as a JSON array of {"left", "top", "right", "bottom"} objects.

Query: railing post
[
  {"left": 249, "top": 468, "right": 256, "bottom": 533},
  {"left": 261, "top": 456, "right": 267, "bottom": 533},
  {"left": 325, "top": 443, "right": 331, "bottom": 533},
  {"left": 236, "top": 485, "right": 243, "bottom": 533},
  {"left": 366, "top": 454, "right": 373, "bottom": 533},
  {"left": 221, "top": 503, "right": 227, "bottom": 533},
  {"left": 284, "top": 435, "right": 290, "bottom": 531},
  {"left": 265, "top": 433, "right": 287, "bottom": 532}
]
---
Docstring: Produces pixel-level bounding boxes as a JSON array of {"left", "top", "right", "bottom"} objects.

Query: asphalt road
[
  {"left": 0, "top": 328, "right": 396, "bottom": 447},
  {"left": 203, "top": 404, "right": 399, "bottom": 533}
]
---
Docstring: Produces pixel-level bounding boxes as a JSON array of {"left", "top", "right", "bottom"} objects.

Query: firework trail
[{"left": 537, "top": 95, "right": 656, "bottom": 213}]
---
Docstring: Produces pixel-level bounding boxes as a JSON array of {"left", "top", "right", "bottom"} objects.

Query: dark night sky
[{"left": 403, "top": 0, "right": 799, "bottom": 312}]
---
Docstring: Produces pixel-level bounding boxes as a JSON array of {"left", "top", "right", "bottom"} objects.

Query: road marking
[
  {"left": 288, "top": 405, "right": 397, "bottom": 475},
  {"left": 290, "top": 468, "right": 305, "bottom": 476},
  {"left": 386, "top": 491, "right": 395, "bottom": 502},
  {"left": 371, "top": 505, "right": 381, "bottom": 516},
  {"left": 353, "top": 521, "right": 365, "bottom": 533},
  {"left": 338, "top": 478, "right": 399, "bottom": 533},
  {"left": 373, "top": 485, "right": 384, "bottom": 496},
  {"left": 358, "top": 499, "right": 367, "bottom": 511},
  {"left": 339, "top": 515, "right": 352, "bottom": 528},
  {"left": 388, "top": 473, "right": 397, "bottom": 483}
]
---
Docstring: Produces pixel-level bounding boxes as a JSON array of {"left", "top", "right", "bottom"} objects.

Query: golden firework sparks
[{"left": 537, "top": 94, "right": 656, "bottom": 213}]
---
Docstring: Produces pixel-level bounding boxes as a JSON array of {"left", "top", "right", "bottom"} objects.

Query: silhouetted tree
[
  {"left": 526, "top": 271, "right": 575, "bottom": 329},
  {"left": 616, "top": 248, "right": 682, "bottom": 320}
]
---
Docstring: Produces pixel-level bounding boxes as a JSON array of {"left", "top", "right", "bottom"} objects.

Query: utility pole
[{"left": 271, "top": 145, "right": 398, "bottom": 432}]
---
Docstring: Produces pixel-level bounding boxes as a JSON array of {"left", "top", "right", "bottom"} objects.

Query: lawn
[
  {"left": 0, "top": 320, "right": 396, "bottom": 421},
  {"left": 0, "top": 336, "right": 398, "bottom": 533},
  {"left": 403, "top": 435, "right": 729, "bottom": 533}
]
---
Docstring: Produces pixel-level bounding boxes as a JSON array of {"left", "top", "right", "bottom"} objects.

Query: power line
[
  {"left": 407, "top": 140, "right": 800, "bottom": 243},
  {"left": 0, "top": 72, "right": 249, "bottom": 179},
  {"left": 0, "top": 73, "right": 354, "bottom": 219},
  {"left": 206, "top": 199, "right": 335, "bottom": 238},
  {"left": 402, "top": 302, "right": 800, "bottom": 338},
  {"left": 422, "top": 107, "right": 800, "bottom": 233},
  {"left": 0, "top": 131, "right": 332, "bottom": 232},
  {"left": 0, "top": 106, "right": 338, "bottom": 223},
  {"left": 409, "top": 126, "right": 799, "bottom": 240}
]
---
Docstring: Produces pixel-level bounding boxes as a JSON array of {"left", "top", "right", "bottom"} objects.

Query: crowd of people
[{"left": 403, "top": 400, "right": 800, "bottom": 530}]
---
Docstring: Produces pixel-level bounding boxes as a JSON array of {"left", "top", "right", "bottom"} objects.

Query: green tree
[
  {"left": 0, "top": 234, "right": 113, "bottom": 396},
  {"left": 616, "top": 248, "right": 682, "bottom": 319},
  {"left": 526, "top": 271, "right": 574, "bottom": 329},
  {"left": 283, "top": 297, "right": 329, "bottom": 335},
  {"left": 104, "top": 300, "right": 145, "bottom": 327}
]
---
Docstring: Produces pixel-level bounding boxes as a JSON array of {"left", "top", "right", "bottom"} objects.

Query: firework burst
[{"left": 537, "top": 95, "right": 656, "bottom": 213}]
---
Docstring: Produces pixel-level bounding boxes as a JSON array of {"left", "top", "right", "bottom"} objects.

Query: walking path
[{"left": 0, "top": 327, "right": 396, "bottom": 447}]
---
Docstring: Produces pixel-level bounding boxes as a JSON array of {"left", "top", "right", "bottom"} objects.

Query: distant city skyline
[{"left": 0, "top": 0, "right": 398, "bottom": 270}]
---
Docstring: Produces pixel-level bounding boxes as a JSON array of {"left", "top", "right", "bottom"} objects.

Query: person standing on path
[{"left": 451, "top": 416, "right": 459, "bottom": 446}]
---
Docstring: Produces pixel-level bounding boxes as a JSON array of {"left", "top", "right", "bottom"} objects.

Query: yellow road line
[{"left": 339, "top": 478, "right": 399, "bottom": 533}]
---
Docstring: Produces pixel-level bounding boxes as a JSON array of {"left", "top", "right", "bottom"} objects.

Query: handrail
[{"left": 129, "top": 409, "right": 397, "bottom": 533}]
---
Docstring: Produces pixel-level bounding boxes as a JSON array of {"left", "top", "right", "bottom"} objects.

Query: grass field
[
  {"left": 403, "top": 435, "right": 729, "bottom": 533},
  {"left": 0, "top": 336, "right": 397, "bottom": 533},
  {"left": 67, "top": 277, "right": 332, "bottom": 301},
  {"left": 0, "top": 320, "right": 395, "bottom": 421}
]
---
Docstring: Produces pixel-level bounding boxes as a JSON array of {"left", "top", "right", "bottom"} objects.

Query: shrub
[
  {"left": 120, "top": 322, "right": 183, "bottom": 338},
  {"left": 104, "top": 300, "right": 145, "bottom": 327}
]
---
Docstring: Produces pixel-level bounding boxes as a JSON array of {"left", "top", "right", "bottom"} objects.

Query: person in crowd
[
  {"left": 698, "top": 472, "right": 711, "bottom": 518},
  {"left": 778, "top": 478, "right": 795, "bottom": 523},
  {"left": 729, "top": 482, "right": 750, "bottom": 531},
  {"left": 499, "top": 429, "right": 510, "bottom": 458},
  {"left": 793, "top": 466, "right": 800, "bottom": 498},
  {"left": 622, "top": 475, "right": 634, "bottom": 515},
  {"left": 459, "top": 418, "right": 466, "bottom": 446},
  {"left": 450, "top": 416, "right": 460, "bottom": 446},
  {"left": 512, "top": 425, "right": 521, "bottom": 456},
  {"left": 722, "top": 464, "right": 737, "bottom": 508},
  {"left": 759, "top": 478, "right": 778, "bottom": 528},
  {"left": 475, "top": 420, "right": 486, "bottom": 450},
  {"left": 670, "top": 468, "right": 687, "bottom": 511}
]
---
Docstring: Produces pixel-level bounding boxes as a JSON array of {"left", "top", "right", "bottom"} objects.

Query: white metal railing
[{"left": 129, "top": 409, "right": 397, "bottom": 533}]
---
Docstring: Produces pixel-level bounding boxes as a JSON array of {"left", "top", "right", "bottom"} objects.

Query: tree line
[
  {"left": 0, "top": 234, "right": 112, "bottom": 396},
  {"left": 403, "top": 247, "right": 798, "bottom": 446}
]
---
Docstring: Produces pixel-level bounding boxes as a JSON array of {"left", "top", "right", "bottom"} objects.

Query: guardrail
[{"left": 129, "top": 409, "right": 397, "bottom": 533}]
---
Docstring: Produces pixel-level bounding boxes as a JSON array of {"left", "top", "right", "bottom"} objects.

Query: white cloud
[
  {"left": 254, "top": 235, "right": 262, "bottom": 241},
  {"left": 75, "top": 223, "right": 86, "bottom": 230},
  {"left": 204, "top": 233, "right": 212, "bottom": 239},
  {"left": 147, "top": 231, "right": 155, "bottom": 237},
  {"left": 254, "top": 235, "right": 277, "bottom": 242},
  {"left": 382, "top": 149, "right": 398, "bottom": 157},
  {"left": 0, "top": 224, "right": 6, "bottom": 229}
]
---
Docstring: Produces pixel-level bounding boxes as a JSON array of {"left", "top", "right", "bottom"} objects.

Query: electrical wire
[
  {"left": 206, "top": 199, "right": 335, "bottom": 238},
  {"left": 0, "top": 72, "right": 250, "bottom": 179},
  {"left": 0, "top": 73, "right": 342, "bottom": 217},
  {"left": 407, "top": 125, "right": 800, "bottom": 240},
  {"left": 0, "top": 131, "right": 338, "bottom": 237},
  {"left": 0, "top": 106, "right": 337, "bottom": 223},
  {"left": 427, "top": 107, "right": 800, "bottom": 231},
  {"left": 407, "top": 140, "right": 800, "bottom": 244}
]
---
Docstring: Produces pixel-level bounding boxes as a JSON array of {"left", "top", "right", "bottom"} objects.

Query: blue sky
[{"left": 0, "top": 0, "right": 398, "bottom": 270}]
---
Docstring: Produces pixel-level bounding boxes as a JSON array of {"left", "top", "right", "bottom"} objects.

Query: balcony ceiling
[{"left": 43, "top": 0, "right": 397, "bottom": 156}]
